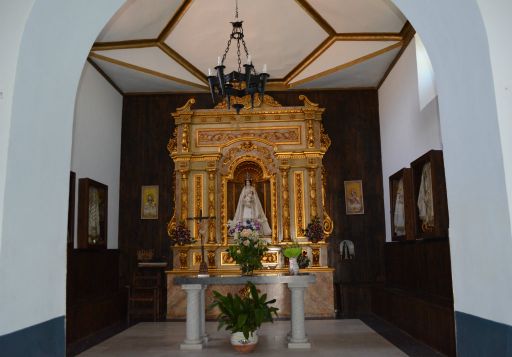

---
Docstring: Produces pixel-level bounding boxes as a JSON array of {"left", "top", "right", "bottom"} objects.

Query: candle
[
  {"left": 217, "top": 56, "right": 222, "bottom": 66},
  {"left": 262, "top": 64, "right": 267, "bottom": 73},
  {"left": 247, "top": 54, "right": 252, "bottom": 64},
  {"left": 208, "top": 68, "right": 212, "bottom": 76}
]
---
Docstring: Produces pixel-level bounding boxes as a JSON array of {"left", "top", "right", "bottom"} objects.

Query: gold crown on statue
[{"left": 245, "top": 172, "right": 252, "bottom": 185}]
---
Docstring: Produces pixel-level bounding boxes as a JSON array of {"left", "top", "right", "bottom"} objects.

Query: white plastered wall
[
  {"left": 0, "top": 0, "right": 36, "bottom": 255},
  {"left": 71, "top": 62, "right": 123, "bottom": 249},
  {"left": 393, "top": 0, "right": 512, "bottom": 326},
  {"left": 379, "top": 37, "right": 443, "bottom": 242},
  {"left": 476, "top": 0, "right": 512, "bottom": 239},
  {"left": 0, "top": 0, "right": 124, "bottom": 336}
]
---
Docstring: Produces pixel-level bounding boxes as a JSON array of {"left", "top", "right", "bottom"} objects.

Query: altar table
[{"left": 174, "top": 273, "right": 316, "bottom": 350}]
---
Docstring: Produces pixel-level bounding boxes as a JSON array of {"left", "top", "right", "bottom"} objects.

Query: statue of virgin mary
[{"left": 229, "top": 179, "right": 272, "bottom": 236}]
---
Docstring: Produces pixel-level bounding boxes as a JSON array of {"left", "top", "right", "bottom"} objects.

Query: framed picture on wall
[
  {"left": 141, "top": 185, "right": 159, "bottom": 219},
  {"left": 344, "top": 180, "right": 364, "bottom": 215},
  {"left": 77, "top": 178, "right": 108, "bottom": 249}
]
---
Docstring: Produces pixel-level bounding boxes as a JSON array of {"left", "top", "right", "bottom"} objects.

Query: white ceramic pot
[
  {"left": 231, "top": 331, "right": 258, "bottom": 353},
  {"left": 289, "top": 257, "right": 299, "bottom": 275}
]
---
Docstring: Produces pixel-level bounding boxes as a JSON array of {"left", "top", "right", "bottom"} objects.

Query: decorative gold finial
[
  {"left": 299, "top": 94, "right": 319, "bottom": 108},
  {"left": 176, "top": 98, "right": 196, "bottom": 112}
]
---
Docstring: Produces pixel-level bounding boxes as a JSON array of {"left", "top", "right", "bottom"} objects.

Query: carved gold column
[
  {"left": 193, "top": 175, "right": 203, "bottom": 239},
  {"left": 207, "top": 170, "right": 216, "bottom": 244},
  {"left": 309, "top": 167, "right": 318, "bottom": 219},
  {"left": 180, "top": 171, "right": 189, "bottom": 222},
  {"left": 181, "top": 123, "right": 190, "bottom": 153},
  {"left": 221, "top": 176, "right": 228, "bottom": 245},
  {"left": 271, "top": 174, "right": 278, "bottom": 244},
  {"left": 294, "top": 171, "right": 305, "bottom": 237},
  {"left": 281, "top": 167, "right": 291, "bottom": 242},
  {"left": 307, "top": 120, "right": 315, "bottom": 148}
]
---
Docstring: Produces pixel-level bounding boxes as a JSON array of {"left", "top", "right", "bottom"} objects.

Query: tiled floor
[{"left": 78, "top": 319, "right": 409, "bottom": 356}]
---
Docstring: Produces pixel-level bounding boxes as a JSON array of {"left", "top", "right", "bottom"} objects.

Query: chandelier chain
[
  {"left": 240, "top": 31, "right": 250, "bottom": 69},
  {"left": 221, "top": 35, "right": 233, "bottom": 65},
  {"left": 237, "top": 39, "right": 242, "bottom": 72},
  {"left": 235, "top": 0, "right": 238, "bottom": 19}
]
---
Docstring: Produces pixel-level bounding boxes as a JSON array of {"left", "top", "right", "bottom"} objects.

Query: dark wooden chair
[{"left": 127, "top": 272, "right": 160, "bottom": 324}]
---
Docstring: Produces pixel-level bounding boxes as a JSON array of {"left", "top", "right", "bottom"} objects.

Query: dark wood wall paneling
[
  {"left": 119, "top": 90, "right": 386, "bottom": 316},
  {"left": 119, "top": 94, "right": 213, "bottom": 282},
  {"left": 372, "top": 239, "right": 455, "bottom": 355},
  {"left": 66, "top": 249, "right": 126, "bottom": 346}
]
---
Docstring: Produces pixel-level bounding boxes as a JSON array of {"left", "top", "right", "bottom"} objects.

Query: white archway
[
  {"left": 0, "top": 0, "right": 510, "bottom": 353},
  {"left": 0, "top": 0, "right": 125, "bottom": 337},
  {"left": 392, "top": 0, "right": 512, "bottom": 329}
]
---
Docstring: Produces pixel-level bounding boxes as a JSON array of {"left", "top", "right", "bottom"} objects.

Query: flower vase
[
  {"left": 231, "top": 331, "right": 258, "bottom": 353},
  {"left": 240, "top": 263, "right": 255, "bottom": 276},
  {"left": 289, "top": 257, "right": 299, "bottom": 275}
]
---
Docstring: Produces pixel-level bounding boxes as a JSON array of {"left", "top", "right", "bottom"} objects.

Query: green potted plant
[
  {"left": 209, "top": 281, "right": 279, "bottom": 353},
  {"left": 282, "top": 242, "right": 302, "bottom": 275}
]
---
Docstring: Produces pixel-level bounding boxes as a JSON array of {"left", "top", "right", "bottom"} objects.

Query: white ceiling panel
[
  {"left": 91, "top": 58, "right": 205, "bottom": 93},
  {"left": 307, "top": 0, "right": 406, "bottom": 33},
  {"left": 90, "top": 0, "right": 410, "bottom": 91},
  {"left": 165, "top": 0, "right": 328, "bottom": 78},
  {"left": 96, "top": 0, "right": 183, "bottom": 42},
  {"left": 93, "top": 47, "right": 204, "bottom": 85},
  {"left": 293, "top": 46, "right": 400, "bottom": 89},
  {"left": 291, "top": 41, "right": 399, "bottom": 83}
]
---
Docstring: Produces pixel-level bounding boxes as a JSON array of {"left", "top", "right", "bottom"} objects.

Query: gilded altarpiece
[{"left": 166, "top": 95, "right": 335, "bottom": 318}]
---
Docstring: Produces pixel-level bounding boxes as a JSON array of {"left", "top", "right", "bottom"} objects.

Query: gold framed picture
[
  {"left": 141, "top": 185, "right": 159, "bottom": 219},
  {"left": 344, "top": 180, "right": 364, "bottom": 215}
]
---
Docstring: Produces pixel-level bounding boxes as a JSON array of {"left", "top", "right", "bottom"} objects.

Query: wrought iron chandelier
[{"left": 207, "top": 0, "right": 269, "bottom": 114}]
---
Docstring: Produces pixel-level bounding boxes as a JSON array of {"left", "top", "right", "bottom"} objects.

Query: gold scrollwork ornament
[
  {"left": 167, "top": 127, "right": 178, "bottom": 155},
  {"left": 320, "top": 123, "right": 331, "bottom": 151}
]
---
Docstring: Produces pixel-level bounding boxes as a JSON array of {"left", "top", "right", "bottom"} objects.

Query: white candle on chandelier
[
  {"left": 247, "top": 54, "right": 252, "bottom": 64},
  {"left": 217, "top": 56, "right": 222, "bottom": 66},
  {"left": 208, "top": 68, "right": 212, "bottom": 76},
  {"left": 262, "top": 64, "right": 267, "bottom": 73}
]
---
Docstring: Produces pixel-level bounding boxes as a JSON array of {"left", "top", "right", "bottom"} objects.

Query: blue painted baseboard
[
  {"left": 0, "top": 316, "right": 65, "bottom": 357},
  {"left": 456, "top": 311, "right": 512, "bottom": 356}
]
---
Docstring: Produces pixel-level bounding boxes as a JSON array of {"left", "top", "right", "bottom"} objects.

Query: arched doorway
[{"left": 1, "top": 1, "right": 510, "bottom": 355}]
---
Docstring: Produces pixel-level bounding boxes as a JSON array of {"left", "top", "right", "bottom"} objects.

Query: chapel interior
[{"left": 66, "top": 0, "right": 454, "bottom": 355}]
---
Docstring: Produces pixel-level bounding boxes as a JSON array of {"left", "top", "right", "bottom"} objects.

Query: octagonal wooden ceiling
[{"left": 89, "top": 0, "right": 414, "bottom": 94}]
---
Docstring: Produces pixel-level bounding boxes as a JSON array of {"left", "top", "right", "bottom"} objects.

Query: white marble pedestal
[{"left": 174, "top": 273, "right": 316, "bottom": 350}]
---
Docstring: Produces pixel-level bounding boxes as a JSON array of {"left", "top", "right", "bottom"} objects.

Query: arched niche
[{"left": 226, "top": 160, "right": 272, "bottom": 235}]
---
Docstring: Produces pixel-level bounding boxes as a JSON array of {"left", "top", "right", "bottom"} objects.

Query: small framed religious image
[
  {"left": 77, "top": 178, "right": 108, "bottom": 249},
  {"left": 141, "top": 185, "right": 159, "bottom": 219},
  {"left": 344, "top": 180, "right": 364, "bottom": 215}
]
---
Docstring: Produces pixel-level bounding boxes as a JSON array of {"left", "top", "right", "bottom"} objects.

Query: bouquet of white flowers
[{"left": 227, "top": 219, "right": 268, "bottom": 275}]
